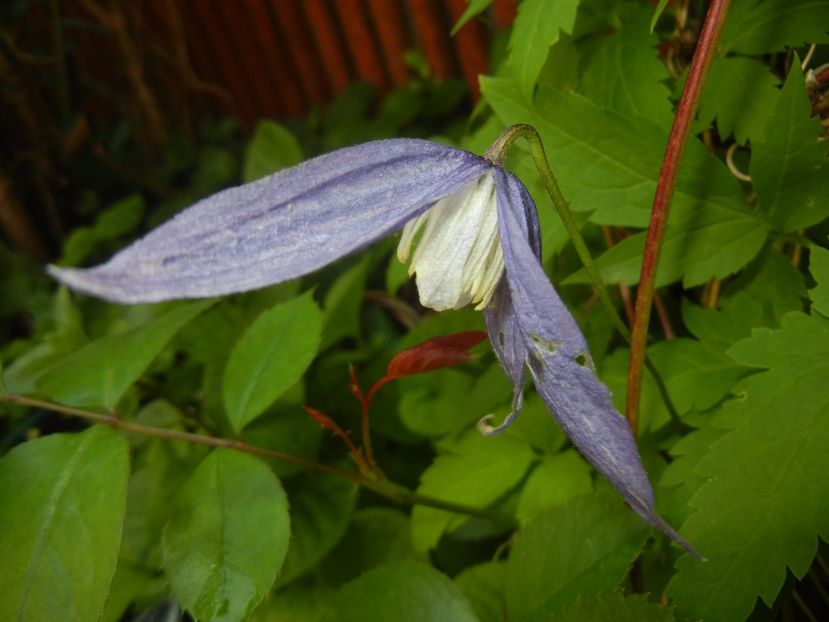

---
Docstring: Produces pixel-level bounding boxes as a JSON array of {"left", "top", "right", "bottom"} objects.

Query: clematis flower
[{"left": 49, "top": 137, "right": 700, "bottom": 557}]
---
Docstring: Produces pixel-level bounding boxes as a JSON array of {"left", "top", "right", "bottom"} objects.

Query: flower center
[{"left": 396, "top": 172, "right": 504, "bottom": 311}]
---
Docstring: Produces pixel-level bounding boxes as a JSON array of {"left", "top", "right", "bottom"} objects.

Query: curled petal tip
[{"left": 477, "top": 410, "right": 519, "bottom": 436}]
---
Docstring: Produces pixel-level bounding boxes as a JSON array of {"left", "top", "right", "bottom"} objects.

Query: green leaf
[
  {"left": 509, "top": 0, "right": 581, "bottom": 101},
  {"left": 241, "top": 408, "right": 324, "bottom": 479},
  {"left": 667, "top": 312, "right": 829, "bottom": 621},
  {"left": 223, "top": 292, "right": 322, "bottom": 432},
  {"left": 162, "top": 449, "right": 290, "bottom": 622},
  {"left": 646, "top": 338, "right": 750, "bottom": 414},
  {"left": 696, "top": 56, "right": 780, "bottom": 144},
  {"left": 451, "top": 0, "right": 493, "bottom": 35},
  {"left": 481, "top": 77, "right": 768, "bottom": 287},
  {"left": 59, "top": 195, "right": 145, "bottom": 266},
  {"left": 37, "top": 300, "right": 211, "bottom": 408},
  {"left": 720, "top": 0, "right": 829, "bottom": 55},
  {"left": 4, "top": 287, "right": 88, "bottom": 394},
  {"left": 455, "top": 561, "right": 507, "bottom": 622},
  {"left": 121, "top": 401, "right": 205, "bottom": 567},
  {"left": 549, "top": 592, "right": 675, "bottom": 621},
  {"left": 406, "top": 362, "right": 517, "bottom": 438},
  {"left": 506, "top": 493, "right": 649, "bottom": 621},
  {"left": 515, "top": 451, "right": 593, "bottom": 524},
  {"left": 809, "top": 245, "right": 829, "bottom": 316},
  {"left": 278, "top": 471, "right": 359, "bottom": 585},
  {"left": 324, "top": 562, "right": 479, "bottom": 622},
  {"left": 580, "top": 9, "right": 673, "bottom": 128},
  {"left": 243, "top": 121, "right": 303, "bottom": 183},
  {"left": 249, "top": 585, "right": 334, "bottom": 622},
  {"left": 320, "top": 508, "right": 425, "bottom": 585},
  {"left": 751, "top": 63, "right": 829, "bottom": 231},
  {"left": 411, "top": 432, "right": 535, "bottom": 551},
  {"left": 321, "top": 257, "right": 369, "bottom": 350},
  {"left": 0, "top": 426, "right": 129, "bottom": 622},
  {"left": 649, "top": 0, "right": 670, "bottom": 31}
]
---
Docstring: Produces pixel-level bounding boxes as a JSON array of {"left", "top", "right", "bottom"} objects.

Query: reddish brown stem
[{"left": 625, "top": 0, "right": 731, "bottom": 434}]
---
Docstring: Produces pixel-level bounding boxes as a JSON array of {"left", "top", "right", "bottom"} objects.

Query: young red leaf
[
  {"left": 302, "top": 405, "right": 340, "bottom": 432},
  {"left": 385, "top": 330, "right": 487, "bottom": 379}
]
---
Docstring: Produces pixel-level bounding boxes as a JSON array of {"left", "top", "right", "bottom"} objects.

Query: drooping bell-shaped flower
[{"left": 49, "top": 137, "right": 700, "bottom": 558}]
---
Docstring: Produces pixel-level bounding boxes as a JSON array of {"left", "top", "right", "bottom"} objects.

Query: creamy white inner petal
[{"left": 396, "top": 172, "right": 504, "bottom": 311}]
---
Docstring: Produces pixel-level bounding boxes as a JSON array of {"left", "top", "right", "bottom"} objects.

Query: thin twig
[
  {"left": 626, "top": 0, "right": 732, "bottom": 435},
  {"left": 3, "top": 393, "right": 513, "bottom": 525}
]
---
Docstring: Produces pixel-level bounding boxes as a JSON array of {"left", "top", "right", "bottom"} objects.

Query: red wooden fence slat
[
  {"left": 269, "top": 0, "right": 330, "bottom": 105},
  {"left": 406, "top": 0, "right": 455, "bottom": 79},
  {"left": 446, "top": 0, "right": 488, "bottom": 99},
  {"left": 244, "top": 0, "right": 306, "bottom": 118},
  {"left": 365, "top": 0, "right": 410, "bottom": 87},
  {"left": 302, "top": 0, "right": 353, "bottom": 94},
  {"left": 191, "top": 1, "right": 259, "bottom": 126},
  {"left": 334, "top": 0, "right": 388, "bottom": 89},
  {"left": 493, "top": 0, "right": 518, "bottom": 30}
]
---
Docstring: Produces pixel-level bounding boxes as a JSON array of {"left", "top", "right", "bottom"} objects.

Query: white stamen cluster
[{"left": 396, "top": 172, "right": 505, "bottom": 311}]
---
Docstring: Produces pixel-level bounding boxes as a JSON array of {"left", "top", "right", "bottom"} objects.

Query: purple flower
[{"left": 49, "top": 138, "right": 700, "bottom": 557}]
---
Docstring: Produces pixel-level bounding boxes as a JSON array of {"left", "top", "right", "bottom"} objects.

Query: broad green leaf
[
  {"left": 751, "top": 63, "right": 829, "bottom": 231},
  {"left": 121, "top": 401, "right": 204, "bottom": 567},
  {"left": 162, "top": 449, "right": 290, "bottom": 622},
  {"left": 241, "top": 408, "right": 324, "bottom": 478},
  {"left": 549, "top": 592, "right": 675, "bottom": 621},
  {"left": 481, "top": 77, "right": 768, "bottom": 287},
  {"left": 505, "top": 493, "right": 649, "bottom": 621},
  {"left": 668, "top": 312, "right": 829, "bottom": 621},
  {"left": 720, "top": 0, "right": 829, "bottom": 55},
  {"left": 649, "top": 0, "right": 669, "bottom": 31},
  {"left": 101, "top": 562, "right": 165, "bottom": 622},
  {"left": 278, "top": 471, "right": 359, "bottom": 585},
  {"left": 59, "top": 195, "right": 145, "bottom": 266},
  {"left": 682, "top": 249, "right": 806, "bottom": 350},
  {"left": 509, "top": 0, "right": 580, "bottom": 101},
  {"left": 646, "top": 338, "right": 750, "bottom": 414},
  {"left": 4, "top": 287, "right": 88, "bottom": 394},
  {"left": 659, "top": 422, "right": 730, "bottom": 529},
  {"left": 324, "top": 562, "right": 478, "bottom": 622},
  {"left": 249, "top": 585, "right": 335, "bottom": 622},
  {"left": 515, "top": 451, "right": 593, "bottom": 524},
  {"left": 223, "top": 292, "right": 322, "bottom": 432},
  {"left": 411, "top": 432, "right": 535, "bottom": 551},
  {"left": 0, "top": 426, "right": 129, "bottom": 622},
  {"left": 321, "top": 508, "right": 425, "bottom": 584},
  {"left": 243, "top": 121, "right": 303, "bottom": 183},
  {"left": 320, "top": 257, "right": 369, "bottom": 350},
  {"left": 580, "top": 9, "right": 673, "bottom": 128},
  {"left": 696, "top": 56, "right": 780, "bottom": 144},
  {"left": 810, "top": 245, "right": 829, "bottom": 316},
  {"left": 455, "top": 561, "right": 507, "bottom": 622},
  {"left": 389, "top": 336, "right": 510, "bottom": 439},
  {"left": 451, "top": 0, "right": 493, "bottom": 35},
  {"left": 37, "top": 300, "right": 211, "bottom": 408}
]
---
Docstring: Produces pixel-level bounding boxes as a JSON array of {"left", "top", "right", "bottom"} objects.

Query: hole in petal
[
  {"left": 530, "top": 335, "right": 560, "bottom": 355},
  {"left": 574, "top": 352, "right": 595, "bottom": 370},
  {"left": 498, "top": 331, "right": 505, "bottom": 347}
]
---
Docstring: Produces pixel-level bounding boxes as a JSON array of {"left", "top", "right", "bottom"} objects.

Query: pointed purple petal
[
  {"left": 492, "top": 168, "right": 702, "bottom": 558},
  {"left": 50, "top": 139, "right": 489, "bottom": 303},
  {"left": 481, "top": 280, "right": 525, "bottom": 434}
]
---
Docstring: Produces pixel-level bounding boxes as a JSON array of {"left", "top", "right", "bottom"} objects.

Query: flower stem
[
  {"left": 3, "top": 393, "right": 513, "bottom": 525},
  {"left": 626, "top": 0, "right": 732, "bottom": 435},
  {"left": 488, "top": 124, "right": 683, "bottom": 430}
]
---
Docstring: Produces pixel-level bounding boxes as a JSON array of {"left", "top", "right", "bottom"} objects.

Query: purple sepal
[{"left": 49, "top": 139, "right": 489, "bottom": 303}]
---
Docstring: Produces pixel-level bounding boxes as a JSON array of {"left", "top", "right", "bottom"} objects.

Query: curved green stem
[
  {"left": 487, "top": 124, "right": 683, "bottom": 430},
  {"left": 626, "top": 0, "right": 732, "bottom": 435},
  {"left": 3, "top": 393, "right": 514, "bottom": 524}
]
